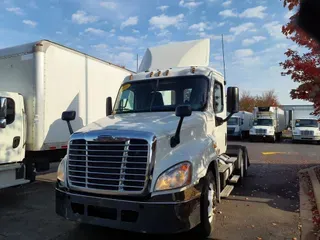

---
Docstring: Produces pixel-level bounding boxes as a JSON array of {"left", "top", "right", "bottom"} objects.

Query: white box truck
[
  {"left": 291, "top": 106, "right": 320, "bottom": 143},
  {"left": 0, "top": 40, "right": 133, "bottom": 189},
  {"left": 227, "top": 111, "right": 253, "bottom": 139},
  {"left": 55, "top": 39, "right": 250, "bottom": 237},
  {"left": 249, "top": 106, "right": 286, "bottom": 142}
]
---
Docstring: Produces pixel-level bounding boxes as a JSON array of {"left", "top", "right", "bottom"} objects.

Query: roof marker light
[
  {"left": 165, "top": 70, "right": 170, "bottom": 76},
  {"left": 158, "top": 71, "right": 161, "bottom": 76},
  {"left": 150, "top": 72, "right": 154, "bottom": 77},
  {"left": 129, "top": 74, "right": 133, "bottom": 80},
  {"left": 191, "top": 66, "right": 196, "bottom": 73}
]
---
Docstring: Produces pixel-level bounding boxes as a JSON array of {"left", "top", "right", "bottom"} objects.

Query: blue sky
[{"left": 0, "top": 0, "right": 307, "bottom": 104}]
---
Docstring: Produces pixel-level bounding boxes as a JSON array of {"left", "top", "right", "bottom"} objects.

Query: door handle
[{"left": 13, "top": 136, "right": 20, "bottom": 149}]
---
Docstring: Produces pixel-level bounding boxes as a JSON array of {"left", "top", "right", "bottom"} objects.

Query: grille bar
[{"left": 67, "top": 138, "right": 149, "bottom": 194}]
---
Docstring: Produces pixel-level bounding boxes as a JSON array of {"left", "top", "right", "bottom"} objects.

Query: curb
[{"left": 299, "top": 170, "right": 317, "bottom": 240}]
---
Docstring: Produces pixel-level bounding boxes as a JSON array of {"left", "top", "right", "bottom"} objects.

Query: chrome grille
[
  {"left": 256, "top": 129, "right": 267, "bottom": 134},
  {"left": 67, "top": 138, "right": 149, "bottom": 193},
  {"left": 301, "top": 130, "right": 314, "bottom": 136}
]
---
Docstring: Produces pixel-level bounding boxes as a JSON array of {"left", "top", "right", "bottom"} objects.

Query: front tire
[{"left": 196, "top": 171, "right": 217, "bottom": 238}]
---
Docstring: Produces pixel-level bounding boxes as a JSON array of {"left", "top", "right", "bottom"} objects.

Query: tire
[
  {"left": 239, "top": 132, "right": 243, "bottom": 141},
  {"left": 272, "top": 134, "right": 276, "bottom": 143},
  {"left": 196, "top": 171, "right": 217, "bottom": 238}
]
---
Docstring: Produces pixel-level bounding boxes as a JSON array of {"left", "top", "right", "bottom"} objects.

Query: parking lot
[{"left": 0, "top": 140, "right": 319, "bottom": 240}]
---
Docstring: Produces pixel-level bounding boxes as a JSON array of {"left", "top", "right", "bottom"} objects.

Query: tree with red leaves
[{"left": 280, "top": 0, "right": 320, "bottom": 115}]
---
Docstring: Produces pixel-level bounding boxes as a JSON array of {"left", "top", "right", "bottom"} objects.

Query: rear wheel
[{"left": 196, "top": 171, "right": 217, "bottom": 238}]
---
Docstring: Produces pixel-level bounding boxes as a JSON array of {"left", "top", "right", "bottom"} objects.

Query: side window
[
  {"left": 214, "top": 82, "right": 224, "bottom": 113},
  {"left": 159, "top": 90, "right": 176, "bottom": 106},
  {"left": 6, "top": 98, "right": 15, "bottom": 125},
  {"left": 119, "top": 90, "right": 134, "bottom": 111}
]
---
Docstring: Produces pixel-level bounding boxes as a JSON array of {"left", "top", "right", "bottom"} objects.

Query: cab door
[{"left": 0, "top": 92, "right": 25, "bottom": 164}]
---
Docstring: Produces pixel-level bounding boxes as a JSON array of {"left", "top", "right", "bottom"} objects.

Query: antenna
[
  {"left": 221, "top": 34, "right": 227, "bottom": 84},
  {"left": 136, "top": 54, "right": 139, "bottom": 72}
]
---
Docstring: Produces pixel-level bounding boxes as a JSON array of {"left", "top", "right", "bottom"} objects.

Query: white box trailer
[
  {"left": 290, "top": 106, "right": 320, "bottom": 142},
  {"left": 227, "top": 111, "right": 253, "bottom": 139},
  {"left": 250, "top": 106, "right": 286, "bottom": 142},
  {"left": 0, "top": 40, "right": 133, "bottom": 189}
]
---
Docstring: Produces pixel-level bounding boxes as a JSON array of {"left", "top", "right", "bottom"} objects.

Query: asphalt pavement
[{"left": 0, "top": 140, "right": 319, "bottom": 240}]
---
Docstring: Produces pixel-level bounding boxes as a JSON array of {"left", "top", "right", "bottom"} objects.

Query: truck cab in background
[
  {"left": 55, "top": 39, "right": 250, "bottom": 237},
  {"left": 291, "top": 108, "right": 320, "bottom": 143},
  {"left": 249, "top": 106, "right": 286, "bottom": 143},
  {"left": 227, "top": 111, "right": 253, "bottom": 139}
]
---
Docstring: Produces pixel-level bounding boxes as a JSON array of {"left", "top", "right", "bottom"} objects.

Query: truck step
[
  {"left": 0, "top": 163, "right": 22, "bottom": 172},
  {"left": 224, "top": 157, "right": 237, "bottom": 164},
  {"left": 220, "top": 185, "right": 234, "bottom": 198},
  {"left": 229, "top": 175, "right": 240, "bottom": 184}
]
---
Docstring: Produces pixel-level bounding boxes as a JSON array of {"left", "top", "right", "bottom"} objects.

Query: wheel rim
[{"left": 208, "top": 183, "right": 216, "bottom": 223}]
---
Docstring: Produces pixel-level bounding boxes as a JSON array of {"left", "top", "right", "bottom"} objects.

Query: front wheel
[{"left": 196, "top": 171, "right": 217, "bottom": 238}]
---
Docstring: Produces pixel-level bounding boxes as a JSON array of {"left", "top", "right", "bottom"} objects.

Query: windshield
[
  {"left": 295, "top": 119, "right": 318, "bottom": 127},
  {"left": 113, "top": 76, "right": 208, "bottom": 114},
  {"left": 254, "top": 119, "right": 273, "bottom": 126},
  {"left": 227, "top": 117, "right": 239, "bottom": 126}
]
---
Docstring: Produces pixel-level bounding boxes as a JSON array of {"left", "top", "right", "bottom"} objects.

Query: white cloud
[
  {"left": 132, "top": 29, "right": 140, "bottom": 34},
  {"left": 218, "top": 22, "right": 226, "bottom": 27},
  {"left": 56, "top": 31, "right": 62, "bottom": 34},
  {"left": 234, "top": 49, "right": 254, "bottom": 58},
  {"left": 149, "top": 14, "right": 184, "bottom": 30},
  {"left": 91, "top": 43, "right": 108, "bottom": 50},
  {"left": 156, "top": 29, "right": 172, "bottom": 37},
  {"left": 189, "top": 22, "right": 212, "bottom": 32},
  {"left": 118, "top": 36, "right": 138, "bottom": 44},
  {"left": 284, "top": 11, "right": 292, "bottom": 20},
  {"left": 112, "top": 52, "right": 135, "bottom": 66},
  {"left": 263, "top": 21, "right": 284, "bottom": 39},
  {"left": 85, "top": 28, "right": 105, "bottom": 35},
  {"left": 22, "top": 20, "right": 37, "bottom": 27},
  {"left": 239, "top": 6, "right": 267, "bottom": 19},
  {"left": 115, "top": 46, "right": 133, "bottom": 51},
  {"left": 120, "top": 16, "right": 138, "bottom": 29},
  {"left": 72, "top": 10, "right": 98, "bottom": 24},
  {"left": 179, "top": 0, "right": 203, "bottom": 9},
  {"left": 77, "top": 45, "right": 84, "bottom": 49},
  {"left": 157, "top": 5, "right": 169, "bottom": 11},
  {"left": 100, "top": 1, "right": 117, "bottom": 9},
  {"left": 219, "top": 9, "right": 237, "bottom": 18},
  {"left": 6, "top": 7, "right": 23, "bottom": 15},
  {"left": 242, "top": 36, "right": 266, "bottom": 46},
  {"left": 222, "top": 0, "right": 232, "bottom": 7},
  {"left": 229, "top": 22, "right": 255, "bottom": 35}
]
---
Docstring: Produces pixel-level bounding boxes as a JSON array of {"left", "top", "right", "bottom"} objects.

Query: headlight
[
  {"left": 268, "top": 130, "right": 274, "bottom": 134},
  {"left": 57, "top": 156, "right": 67, "bottom": 182},
  {"left": 154, "top": 162, "right": 192, "bottom": 191},
  {"left": 250, "top": 129, "right": 255, "bottom": 133},
  {"left": 293, "top": 131, "right": 299, "bottom": 135}
]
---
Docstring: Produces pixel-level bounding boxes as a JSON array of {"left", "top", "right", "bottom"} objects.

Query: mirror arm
[
  {"left": 66, "top": 121, "right": 74, "bottom": 135},
  {"left": 170, "top": 117, "right": 184, "bottom": 148},
  {"left": 215, "top": 112, "right": 235, "bottom": 127}
]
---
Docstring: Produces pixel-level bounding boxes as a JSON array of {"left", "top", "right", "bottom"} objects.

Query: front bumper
[
  {"left": 292, "top": 135, "right": 320, "bottom": 141},
  {"left": 56, "top": 186, "right": 201, "bottom": 234},
  {"left": 227, "top": 131, "right": 241, "bottom": 137},
  {"left": 249, "top": 134, "right": 274, "bottom": 141}
]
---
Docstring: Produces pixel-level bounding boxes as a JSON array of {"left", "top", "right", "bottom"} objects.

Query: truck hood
[{"left": 75, "top": 112, "right": 206, "bottom": 138}]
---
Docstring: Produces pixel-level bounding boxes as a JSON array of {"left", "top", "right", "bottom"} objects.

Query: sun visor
[{"left": 138, "top": 39, "right": 210, "bottom": 72}]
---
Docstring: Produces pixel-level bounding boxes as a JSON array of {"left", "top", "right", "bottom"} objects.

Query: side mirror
[
  {"left": 106, "top": 97, "right": 112, "bottom": 116},
  {"left": 227, "top": 87, "right": 239, "bottom": 114},
  {"left": 241, "top": 119, "right": 244, "bottom": 125},
  {"left": 175, "top": 105, "right": 192, "bottom": 117},
  {"left": 62, "top": 111, "right": 76, "bottom": 121},
  {"left": 61, "top": 111, "right": 76, "bottom": 135},
  {"left": 0, "top": 97, "right": 7, "bottom": 119},
  {"left": 171, "top": 105, "right": 192, "bottom": 148}
]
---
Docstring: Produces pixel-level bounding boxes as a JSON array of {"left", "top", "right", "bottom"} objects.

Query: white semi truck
[
  {"left": 291, "top": 106, "right": 320, "bottom": 143},
  {"left": 227, "top": 111, "right": 253, "bottom": 139},
  {"left": 55, "top": 39, "right": 250, "bottom": 237},
  {"left": 0, "top": 40, "right": 132, "bottom": 189},
  {"left": 249, "top": 106, "right": 286, "bottom": 142}
]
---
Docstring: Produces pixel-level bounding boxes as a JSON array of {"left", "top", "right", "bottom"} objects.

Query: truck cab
[
  {"left": 227, "top": 116, "right": 242, "bottom": 138},
  {"left": 55, "top": 39, "right": 249, "bottom": 237},
  {"left": 292, "top": 118, "right": 320, "bottom": 142}
]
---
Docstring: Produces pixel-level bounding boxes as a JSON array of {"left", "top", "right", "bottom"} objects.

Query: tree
[
  {"left": 280, "top": 0, "right": 320, "bottom": 115},
  {"left": 239, "top": 90, "right": 280, "bottom": 112}
]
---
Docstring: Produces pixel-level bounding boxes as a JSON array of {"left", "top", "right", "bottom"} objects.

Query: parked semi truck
[
  {"left": 291, "top": 106, "right": 320, "bottom": 143},
  {"left": 55, "top": 39, "right": 250, "bottom": 237},
  {"left": 227, "top": 111, "right": 253, "bottom": 139},
  {"left": 0, "top": 40, "right": 132, "bottom": 189},
  {"left": 249, "top": 106, "right": 286, "bottom": 142}
]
